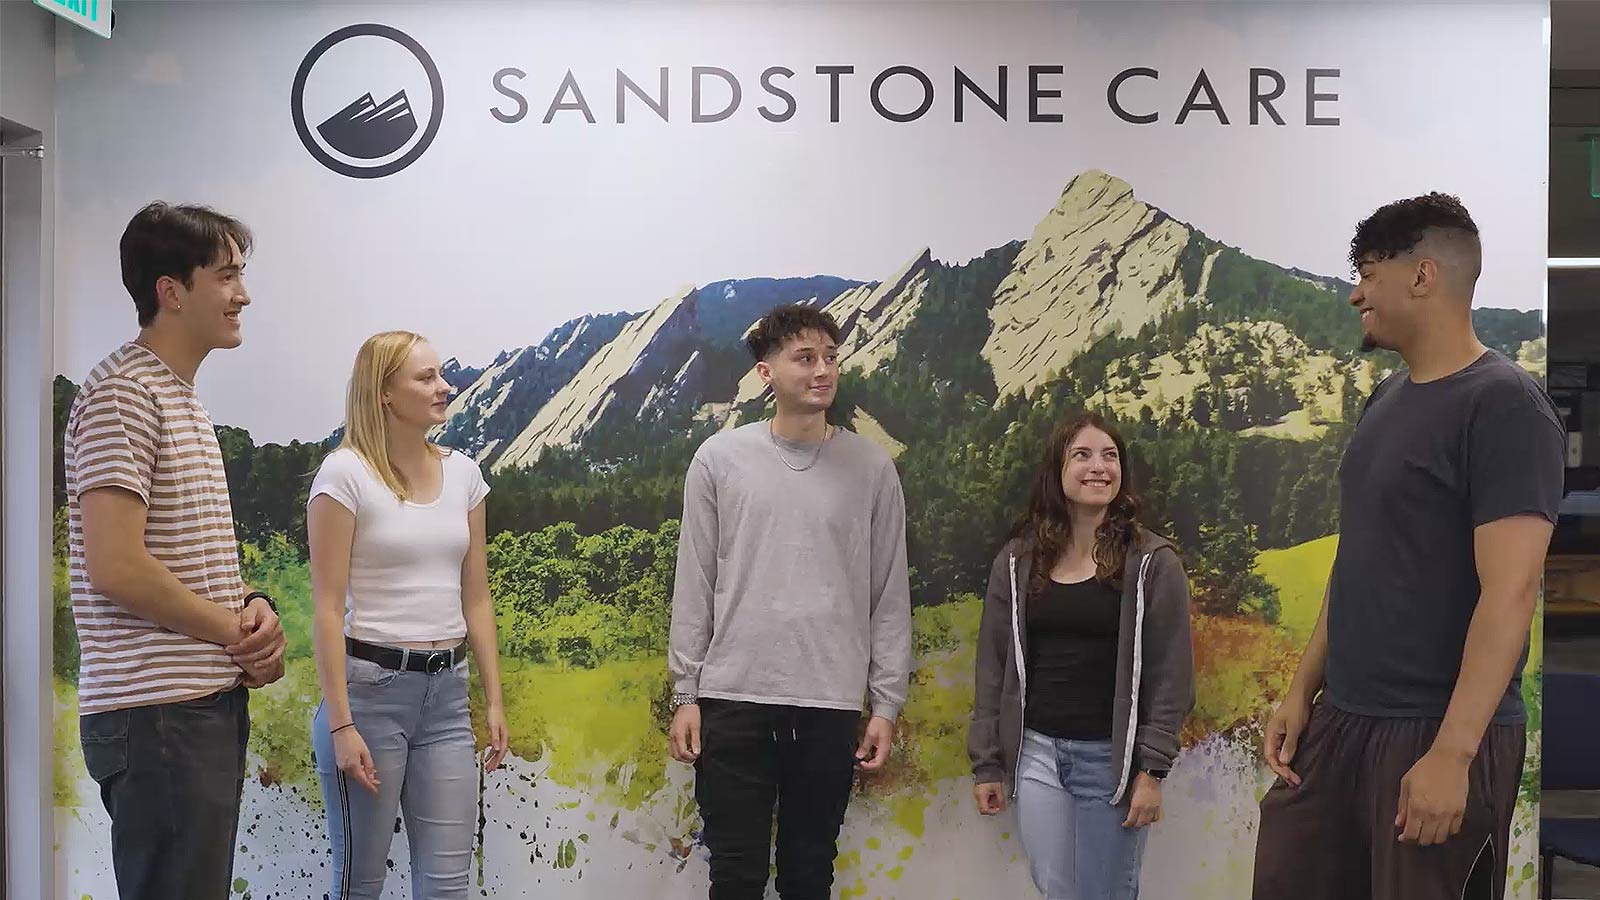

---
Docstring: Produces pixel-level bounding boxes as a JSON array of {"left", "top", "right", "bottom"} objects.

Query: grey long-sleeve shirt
[{"left": 668, "top": 422, "right": 913, "bottom": 721}]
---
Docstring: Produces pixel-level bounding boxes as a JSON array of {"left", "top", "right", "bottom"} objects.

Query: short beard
[{"left": 1359, "top": 334, "right": 1377, "bottom": 353}]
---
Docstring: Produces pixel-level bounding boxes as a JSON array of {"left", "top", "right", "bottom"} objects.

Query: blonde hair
[{"left": 340, "top": 330, "right": 442, "bottom": 500}]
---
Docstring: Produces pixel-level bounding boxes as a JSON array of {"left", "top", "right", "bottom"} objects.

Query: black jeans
[
  {"left": 694, "top": 699, "right": 860, "bottom": 900},
  {"left": 79, "top": 686, "right": 250, "bottom": 900}
]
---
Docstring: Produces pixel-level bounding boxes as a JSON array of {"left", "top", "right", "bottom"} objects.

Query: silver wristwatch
[{"left": 670, "top": 692, "right": 698, "bottom": 712}]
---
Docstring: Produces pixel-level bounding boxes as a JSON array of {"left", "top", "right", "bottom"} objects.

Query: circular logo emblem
[{"left": 291, "top": 24, "right": 444, "bottom": 179}]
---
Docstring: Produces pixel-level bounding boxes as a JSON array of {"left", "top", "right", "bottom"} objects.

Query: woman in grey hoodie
[{"left": 967, "top": 412, "right": 1195, "bottom": 900}]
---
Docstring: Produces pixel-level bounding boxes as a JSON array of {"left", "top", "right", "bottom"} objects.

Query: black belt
[{"left": 346, "top": 637, "right": 467, "bottom": 674}]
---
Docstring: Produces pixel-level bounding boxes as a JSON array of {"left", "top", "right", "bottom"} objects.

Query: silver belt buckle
[{"left": 425, "top": 650, "right": 450, "bottom": 674}]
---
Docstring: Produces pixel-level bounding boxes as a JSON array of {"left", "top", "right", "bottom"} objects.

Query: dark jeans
[
  {"left": 79, "top": 686, "right": 250, "bottom": 900},
  {"left": 694, "top": 699, "right": 860, "bottom": 900}
]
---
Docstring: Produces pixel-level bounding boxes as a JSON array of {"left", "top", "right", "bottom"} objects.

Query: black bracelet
[
  {"left": 243, "top": 591, "right": 278, "bottom": 614},
  {"left": 330, "top": 722, "right": 356, "bottom": 735}
]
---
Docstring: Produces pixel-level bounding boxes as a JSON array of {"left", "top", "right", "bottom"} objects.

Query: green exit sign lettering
[{"left": 34, "top": 0, "right": 112, "bottom": 39}]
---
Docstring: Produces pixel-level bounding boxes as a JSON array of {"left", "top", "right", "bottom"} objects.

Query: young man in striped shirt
[{"left": 65, "top": 202, "right": 287, "bottom": 900}]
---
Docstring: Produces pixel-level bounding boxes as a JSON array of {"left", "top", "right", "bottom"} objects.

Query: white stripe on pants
[{"left": 313, "top": 656, "right": 478, "bottom": 900}]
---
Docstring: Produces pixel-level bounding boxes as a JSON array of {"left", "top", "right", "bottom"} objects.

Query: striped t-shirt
[{"left": 65, "top": 342, "right": 245, "bottom": 715}]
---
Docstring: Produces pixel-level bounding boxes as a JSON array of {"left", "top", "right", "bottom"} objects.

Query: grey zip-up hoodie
[{"left": 967, "top": 530, "right": 1195, "bottom": 804}]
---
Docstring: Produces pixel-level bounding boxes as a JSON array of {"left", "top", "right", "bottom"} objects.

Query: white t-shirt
[{"left": 308, "top": 446, "right": 490, "bottom": 644}]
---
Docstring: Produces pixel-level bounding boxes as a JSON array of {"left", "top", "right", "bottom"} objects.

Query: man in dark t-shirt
[{"left": 1253, "top": 193, "right": 1563, "bottom": 900}]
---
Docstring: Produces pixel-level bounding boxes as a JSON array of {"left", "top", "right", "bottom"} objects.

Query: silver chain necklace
[{"left": 769, "top": 421, "right": 831, "bottom": 472}]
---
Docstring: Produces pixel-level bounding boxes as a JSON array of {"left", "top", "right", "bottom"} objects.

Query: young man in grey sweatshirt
[{"left": 667, "top": 304, "right": 913, "bottom": 900}]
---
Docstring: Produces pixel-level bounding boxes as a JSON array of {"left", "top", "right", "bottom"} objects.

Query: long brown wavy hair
[{"left": 1011, "top": 412, "right": 1143, "bottom": 594}]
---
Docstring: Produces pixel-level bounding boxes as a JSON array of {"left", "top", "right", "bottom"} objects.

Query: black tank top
[{"left": 1023, "top": 576, "right": 1121, "bottom": 740}]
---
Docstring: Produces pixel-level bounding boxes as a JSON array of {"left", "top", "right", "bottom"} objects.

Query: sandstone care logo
[{"left": 291, "top": 24, "right": 444, "bottom": 179}]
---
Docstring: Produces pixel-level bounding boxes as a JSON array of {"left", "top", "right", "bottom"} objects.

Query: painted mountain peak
[
  {"left": 981, "top": 169, "right": 1204, "bottom": 401},
  {"left": 434, "top": 312, "right": 639, "bottom": 464},
  {"left": 732, "top": 248, "right": 936, "bottom": 411},
  {"left": 473, "top": 276, "right": 862, "bottom": 470}
]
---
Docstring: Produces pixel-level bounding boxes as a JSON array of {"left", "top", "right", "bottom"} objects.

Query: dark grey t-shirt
[{"left": 1324, "top": 350, "right": 1563, "bottom": 723}]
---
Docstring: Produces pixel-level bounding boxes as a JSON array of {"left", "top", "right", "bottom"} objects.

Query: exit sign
[{"left": 34, "top": 0, "right": 111, "bottom": 39}]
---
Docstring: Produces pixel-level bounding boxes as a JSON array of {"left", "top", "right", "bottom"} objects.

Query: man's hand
[
  {"left": 240, "top": 656, "right": 285, "bottom": 689},
  {"left": 1396, "top": 746, "right": 1471, "bottom": 845},
  {"left": 1122, "top": 772, "right": 1163, "bottom": 828},
  {"left": 855, "top": 715, "right": 895, "bottom": 771},
  {"left": 669, "top": 703, "right": 702, "bottom": 764},
  {"left": 1264, "top": 691, "right": 1312, "bottom": 787},
  {"left": 227, "top": 596, "right": 286, "bottom": 688}
]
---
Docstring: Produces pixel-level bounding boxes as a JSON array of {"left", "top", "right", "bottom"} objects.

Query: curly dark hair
[
  {"left": 744, "top": 303, "right": 841, "bottom": 361},
  {"left": 1349, "top": 192, "right": 1480, "bottom": 277},
  {"left": 1011, "top": 412, "right": 1143, "bottom": 593}
]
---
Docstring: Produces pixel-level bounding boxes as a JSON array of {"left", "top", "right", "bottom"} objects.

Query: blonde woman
[{"left": 308, "top": 331, "right": 509, "bottom": 900}]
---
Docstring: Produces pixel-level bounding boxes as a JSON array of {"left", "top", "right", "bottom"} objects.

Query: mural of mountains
[
  {"left": 430, "top": 170, "right": 1549, "bottom": 472},
  {"left": 48, "top": 167, "right": 1551, "bottom": 697},
  {"left": 441, "top": 358, "right": 487, "bottom": 393},
  {"left": 982, "top": 173, "right": 1200, "bottom": 399},
  {"left": 434, "top": 312, "right": 638, "bottom": 465},
  {"left": 732, "top": 248, "right": 936, "bottom": 414},
  {"left": 470, "top": 277, "right": 861, "bottom": 470},
  {"left": 696, "top": 276, "right": 859, "bottom": 345},
  {"left": 411, "top": 170, "right": 1544, "bottom": 636},
  {"left": 317, "top": 90, "right": 417, "bottom": 159},
  {"left": 50, "top": 169, "right": 1548, "bottom": 552}
]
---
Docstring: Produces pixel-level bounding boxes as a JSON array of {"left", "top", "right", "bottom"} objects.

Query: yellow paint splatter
[
  {"left": 887, "top": 866, "right": 904, "bottom": 880},
  {"left": 897, "top": 845, "right": 913, "bottom": 861},
  {"left": 890, "top": 795, "right": 929, "bottom": 838}
]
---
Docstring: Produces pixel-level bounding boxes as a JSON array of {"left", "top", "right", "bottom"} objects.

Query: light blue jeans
[
  {"left": 312, "top": 655, "right": 477, "bottom": 900},
  {"left": 1015, "top": 728, "right": 1148, "bottom": 900}
]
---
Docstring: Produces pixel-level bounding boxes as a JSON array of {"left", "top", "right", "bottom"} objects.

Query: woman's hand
[
  {"left": 974, "top": 781, "right": 1007, "bottom": 816},
  {"left": 1122, "top": 771, "right": 1163, "bottom": 828},
  {"left": 483, "top": 703, "right": 510, "bottom": 772},
  {"left": 334, "top": 726, "right": 380, "bottom": 793}
]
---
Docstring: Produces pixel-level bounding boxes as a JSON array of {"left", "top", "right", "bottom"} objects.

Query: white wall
[{"left": 0, "top": 5, "right": 57, "bottom": 900}]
